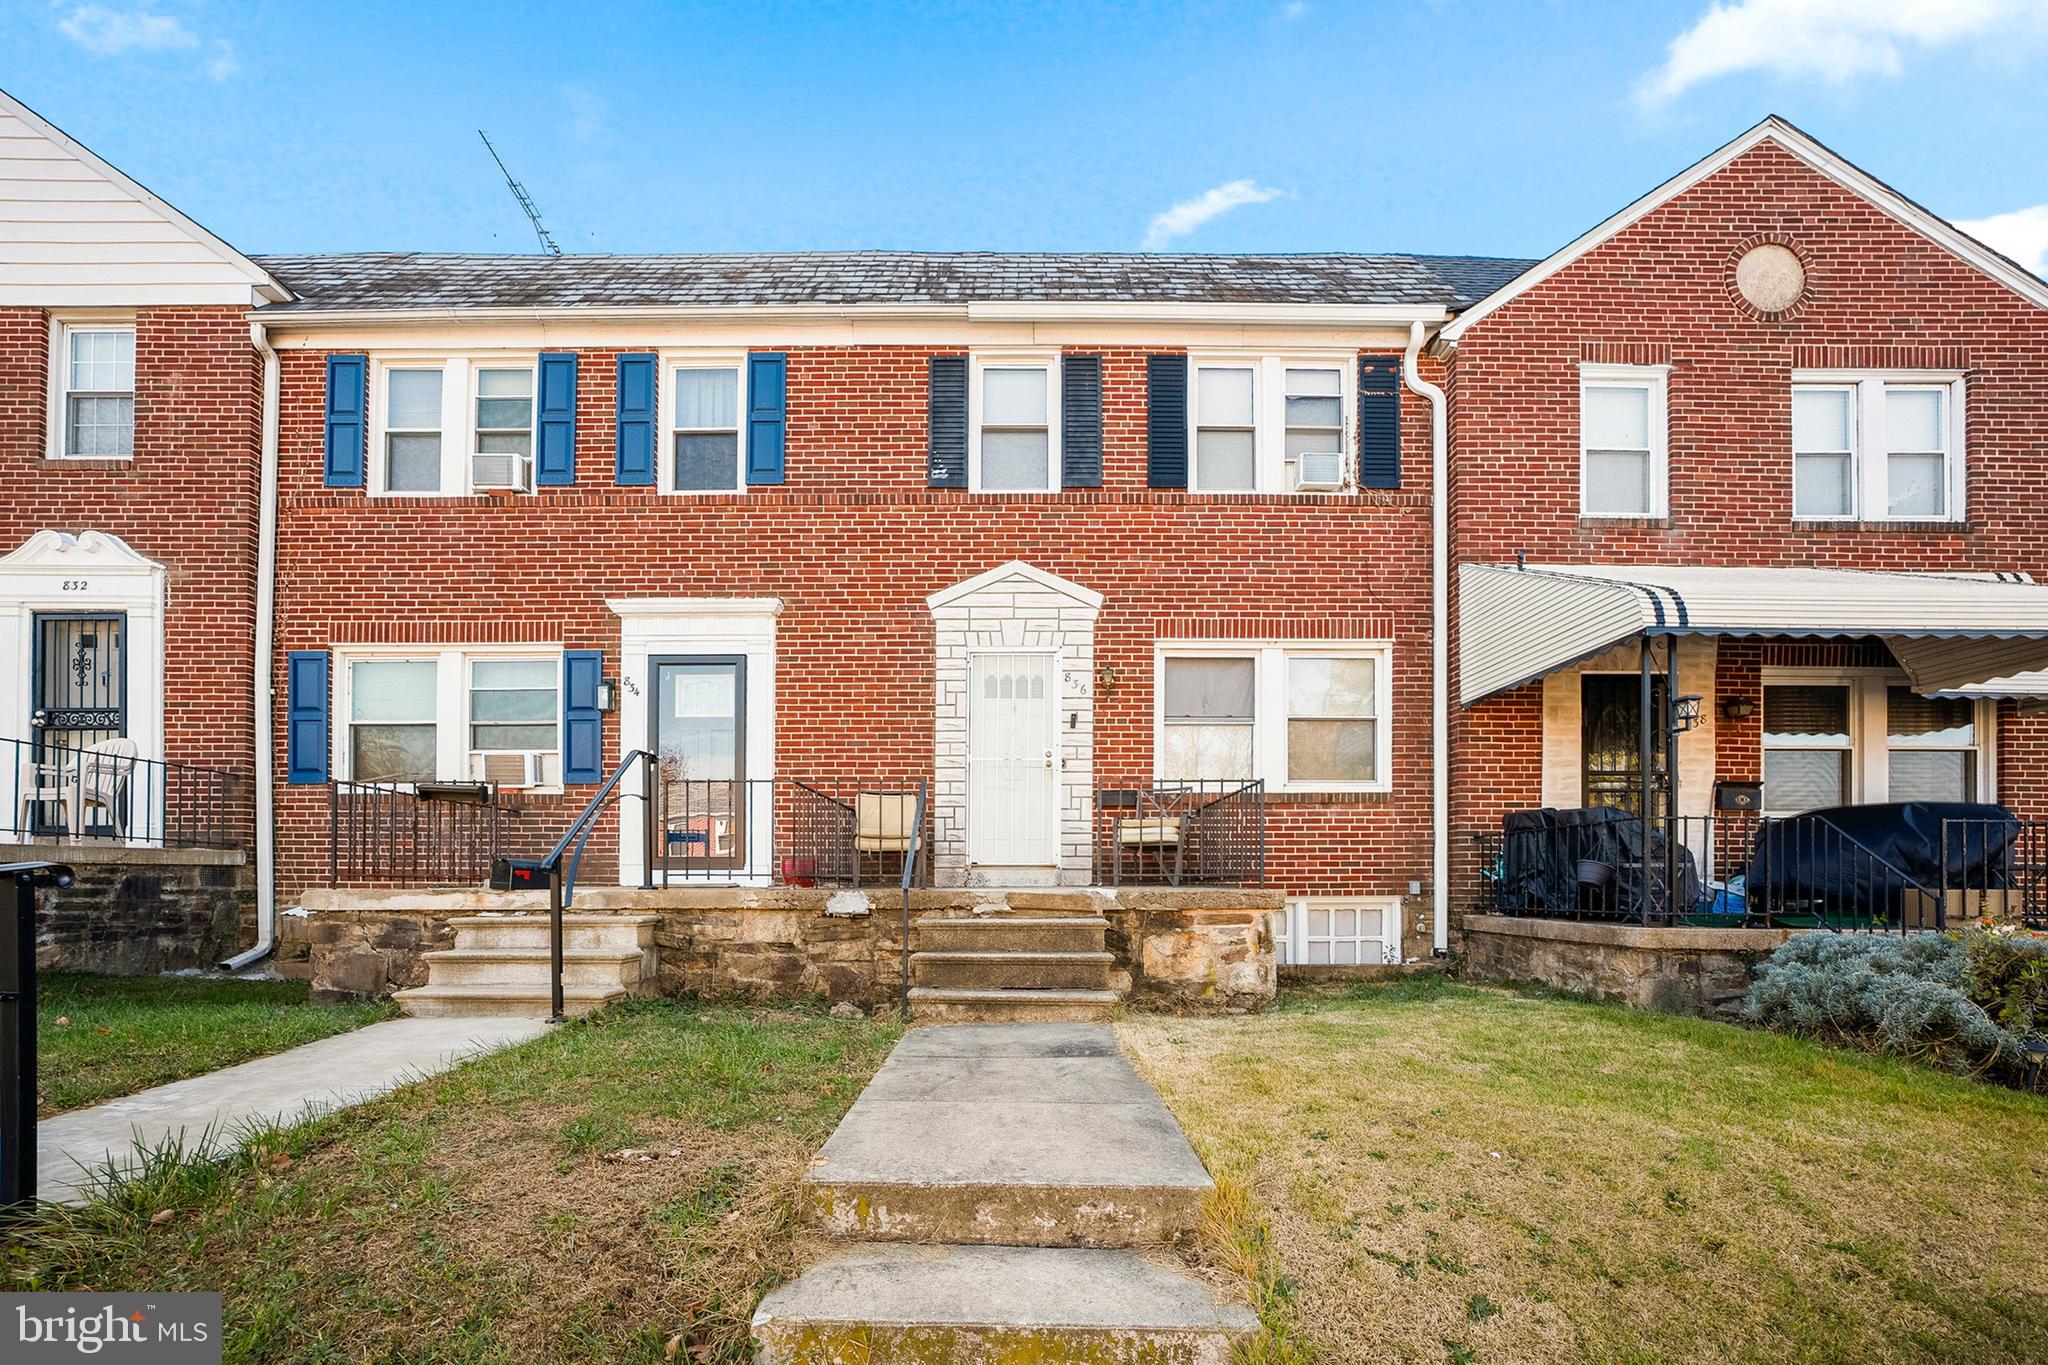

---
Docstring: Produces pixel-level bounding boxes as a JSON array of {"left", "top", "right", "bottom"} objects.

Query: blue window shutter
[
  {"left": 614, "top": 353, "right": 656, "bottom": 486},
  {"left": 323, "top": 355, "right": 366, "bottom": 488},
  {"left": 1146, "top": 354, "right": 1188, "bottom": 489},
  {"left": 562, "top": 650, "right": 604, "bottom": 784},
  {"left": 536, "top": 352, "right": 578, "bottom": 486},
  {"left": 1060, "top": 355, "right": 1102, "bottom": 488},
  {"left": 1357, "top": 355, "right": 1402, "bottom": 489},
  {"left": 927, "top": 355, "right": 967, "bottom": 488},
  {"left": 746, "top": 351, "right": 787, "bottom": 485},
  {"left": 286, "top": 651, "right": 330, "bottom": 784}
]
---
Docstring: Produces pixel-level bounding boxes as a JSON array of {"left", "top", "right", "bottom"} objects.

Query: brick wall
[
  {"left": 0, "top": 305, "right": 259, "bottom": 806},
  {"left": 1448, "top": 139, "right": 2048, "bottom": 914}
]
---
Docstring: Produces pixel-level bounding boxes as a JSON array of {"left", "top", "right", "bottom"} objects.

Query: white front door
[{"left": 967, "top": 651, "right": 1058, "bottom": 866}]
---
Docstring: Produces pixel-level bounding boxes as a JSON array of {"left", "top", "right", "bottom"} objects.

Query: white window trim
[
  {"left": 333, "top": 643, "right": 566, "bottom": 792},
  {"left": 1186, "top": 352, "right": 1356, "bottom": 495},
  {"left": 368, "top": 354, "right": 543, "bottom": 498},
  {"left": 46, "top": 313, "right": 137, "bottom": 461},
  {"left": 1578, "top": 362, "right": 1670, "bottom": 519},
  {"left": 1790, "top": 370, "right": 1966, "bottom": 524},
  {"left": 1759, "top": 665, "right": 1994, "bottom": 815},
  {"left": 469, "top": 361, "right": 539, "bottom": 491},
  {"left": 969, "top": 351, "right": 1061, "bottom": 493},
  {"left": 1153, "top": 640, "right": 1394, "bottom": 794},
  {"left": 661, "top": 350, "right": 749, "bottom": 495},
  {"left": 1275, "top": 896, "right": 1404, "bottom": 966}
]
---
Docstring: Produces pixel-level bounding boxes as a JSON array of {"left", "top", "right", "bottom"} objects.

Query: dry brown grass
[{"left": 1120, "top": 976, "right": 2048, "bottom": 1365}]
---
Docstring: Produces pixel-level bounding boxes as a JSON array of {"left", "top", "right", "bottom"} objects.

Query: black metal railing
[
  {"left": 898, "top": 781, "right": 928, "bottom": 1019},
  {"left": 3, "top": 735, "right": 244, "bottom": 852},
  {"left": 327, "top": 779, "right": 502, "bottom": 887},
  {"left": 1940, "top": 818, "right": 2048, "bottom": 932},
  {"left": 1485, "top": 808, "right": 1952, "bottom": 933},
  {"left": 1091, "top": 780, "right": 1267, "bottom": 886},
  {"left": 644, "top": 776, "right": 933, "bottom": 889}
]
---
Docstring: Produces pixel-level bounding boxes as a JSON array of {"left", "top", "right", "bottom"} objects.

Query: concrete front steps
[
  {"left": 393, "top": 913, "right": 657, "bottom": 1018},
  {"left": 754, "top": 1023, "right": 1258, "bottom": 1362},
  {"left": 908, "top": 913, "right": 1120, "bottom": 1023}
]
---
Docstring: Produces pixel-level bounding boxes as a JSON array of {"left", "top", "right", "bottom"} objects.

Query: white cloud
[
  {"left": 1637, "top": 0, "right": 2032, "bottom": 107},
  {"left": 560, "top": 84, "right": 609, "bottom": 145},
  {"left": 1143, "top": 180, "right": 1285, "bottom": 249},
  {"left": 1280, "top": 1, "right": 1309, "bottom": 19},
  {"left": 1956, "top": 204, "right": 2048, "bottom": 276},
  {"left": 56, "top": 5, "right": 236, "bottom": 81}
]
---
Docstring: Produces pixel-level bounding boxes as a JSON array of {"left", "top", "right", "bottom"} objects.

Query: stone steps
[
  {"left": 394, "top": 913, "right": 658, "bottom": 1019},
  {"left": 905, "top": 986, "right": 1118, "bottom": 1024},
  {"left": 751, "top": 1244, "right": 1256, "bottom": 1364},
  {"left": 908, "top": 912, "right": 1121, "bottom": 1022},
  {"left": 913, "top": 915, "right": 1109, "bottom": 953},
  {"left": 910, "top": 949, "right": 1115, "bottom": 992}
]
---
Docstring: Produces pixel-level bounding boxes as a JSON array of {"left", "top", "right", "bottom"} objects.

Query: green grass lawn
[
  {"left": 1122, "top": 976, "right": 2048, "bottom": 1365},
  {"left": 37, "top": 973, "right": 397, "bottom": 1116},
  {"left": 11, "top": 999, "right": 900, "bottom": 1364}
]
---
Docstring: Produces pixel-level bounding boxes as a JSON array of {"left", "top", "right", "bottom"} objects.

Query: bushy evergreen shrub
[{"left": 1743, "top": 930, "right": 2044, "bottom": 1079}]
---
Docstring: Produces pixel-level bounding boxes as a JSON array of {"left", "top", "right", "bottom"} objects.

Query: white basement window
[
  {"left": 1579, "top": 364, "right": 1668, "bottom": 517},
  {"left": 1273, "top": 898, "right": 1402, "bottom": 965},
  {"left": 972, "top": 358, "right": 1057, "bottom": 491},
  {"left": 1156, "top": 643, "right": 1392, "bottom": 792},
  {"left": 1791, "top": 373, "right": 1964, "bottom": 521},
  {"left": 52, "top": 321, "right": 136, "bottom": 458}
]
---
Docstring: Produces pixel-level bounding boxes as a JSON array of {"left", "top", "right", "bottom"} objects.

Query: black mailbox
[
  {"left": 1714, "top": 782, "right": 1763, "bottom": 812},
  {"left": 4, "top": 860, "right": 74, "bottom": 1211},
  {"left": 488, "top": 857, "right": 552, "bottom": 892}
]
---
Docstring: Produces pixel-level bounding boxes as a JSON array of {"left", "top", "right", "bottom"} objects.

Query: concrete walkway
[{"left": 38, "top": 1014, "right": 547, "bottom": 1204}]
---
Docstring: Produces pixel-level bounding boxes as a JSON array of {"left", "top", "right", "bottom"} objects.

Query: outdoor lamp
[
  {"left": 595, "top": 678, "right": 617, "bottom": 713},
  {"left": 1672, "top": 695, "right": 1704, "bottom": 733},
  {"left": 1720, "top": 696, "right": 1757, "bottom": 721}
]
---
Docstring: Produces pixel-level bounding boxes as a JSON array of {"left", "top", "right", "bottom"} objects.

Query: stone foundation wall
[
  {"left": 293, "top": 885, "right": 1281, "bottom": 1014},
  {"left": 9, "top": 841, "right": 255, "bottom": 975},
  {"left": 1461, "top": 914, "right": 1795, "bottom": 1021}
]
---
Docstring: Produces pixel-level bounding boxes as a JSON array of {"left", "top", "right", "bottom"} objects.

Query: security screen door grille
[
  {"left": 1581, "top": 673, "right": 1667, "bottom": 814},
  {"left": 33, "top": 613, "right": 126, "bottom": 750}
]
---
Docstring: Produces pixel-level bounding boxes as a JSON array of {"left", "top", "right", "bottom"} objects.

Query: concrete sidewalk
[{"left": 38, "top": 1014, "right": 548, "bottom": 1204}]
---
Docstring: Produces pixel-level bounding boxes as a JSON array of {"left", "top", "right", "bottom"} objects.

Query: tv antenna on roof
[{"left": 478, "top": 130, "right": 562, "bottom": 256}]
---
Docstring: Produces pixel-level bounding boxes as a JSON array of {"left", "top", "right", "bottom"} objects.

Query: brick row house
[{"left": 5, "top": 83, "right": 2048, "bottom": 997}]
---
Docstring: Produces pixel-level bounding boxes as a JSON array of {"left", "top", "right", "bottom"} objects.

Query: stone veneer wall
[
  {"left": 289, "top": 885, "right": 1279, "bottom": 1014},
  {"left": 8, "top": 841, "right": 255, "bottom": 974},
  {"left": 1461, "top": 914, "right": 1795, "bottom": 1021}
]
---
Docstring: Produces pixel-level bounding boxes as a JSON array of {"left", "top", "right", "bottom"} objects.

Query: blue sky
[{"left": 3, "top": 1, "right": 2045, "bottom": 271}]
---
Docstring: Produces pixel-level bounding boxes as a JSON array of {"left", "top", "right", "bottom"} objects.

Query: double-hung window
[
  {"left": 1790, "top": 373, "right": 1963, "bottom": 521},
  {"left": 672, "top": 364, "right": 742, "bottom": 492},
  {"left": 383, "top": 367, "right": 446, "bottom": 493},
  {"left": 1282, "top": 367, "right": 1345, "bottom": 490},
  {"left": 1186, "top": 356, "right": 1354, "bottom": 493},
  {"left": 1193, "top": 365, "right": 1258, "bottom": 491},
  {"left": 972, "top": 358, "right": 1056, "bottom": 491},
  {"left": 1157, "top": 644, "right": 1391, "bottom": 791},
  {"left": 53, "top": 321, "right": 136, "bottom": 458},
  {"left": 1579, "top": 364, "right": 1667, "bottom": 517},
  {"left": 1886, "top": 688, "right": 1977, "bottom": 803},
  {"left": 341, "top": 649, "right": 564, "bottom": 789},
  {"left": 472, "top": 366, "right": 535, "bottom": 490},
  {"left": 1761, "top": 683, "right": 1853, "bottom": 812},
  {"left": 1760, "top": 670, "right": 1990, "bottom": 812}
]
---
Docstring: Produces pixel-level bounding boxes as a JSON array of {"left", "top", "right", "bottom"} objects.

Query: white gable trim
[
  {"left": 925, "top": 560, "right": 1104, "bottom": 612},
  {"left": 0, "top": 86, "right": 288, "bottom": 305},
  {"left": 1439, "top": 116, "right": 2048, "bottom": 344}
]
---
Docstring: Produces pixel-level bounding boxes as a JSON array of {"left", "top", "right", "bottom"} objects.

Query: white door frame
[
  {"left": 0, "top": 531, "right": 165, "bottom": 763},
  {"left": 966, "top": 646, "right": 1061, "bottom": 869}
]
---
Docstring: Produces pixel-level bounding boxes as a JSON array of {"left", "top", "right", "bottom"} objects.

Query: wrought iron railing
[
  {"left": 1091, "top": 780, "right": 1266, "bottom": 887},
  {"left": 327, "top": 779, "right": 502, "bottom": 887},
  {"left": 645, "top": 776, "right": 932, "bottom": 889},
  {"left": 4, "top": 735, "right": 245, "bottom": 852},
  {"left": 1939, "top": 818, "right": 2048, "bottom": 932}
]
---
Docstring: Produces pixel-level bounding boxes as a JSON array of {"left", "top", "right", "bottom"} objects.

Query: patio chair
[
  {"left": 854, "top": 790, "right": 919, "bottom": 884},
  {"left": 73, "top": 737, "right": 138, "bottom": 835},
  {"left": 1112, "top": 787, "right": 1191, "bottom": 887},
  {"left": 13, "top": 746, "right": 69, "bottom": 837}
]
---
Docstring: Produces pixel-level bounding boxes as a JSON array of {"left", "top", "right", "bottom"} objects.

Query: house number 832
[{"left": 61, "top": 580, "right": 90, "bottom": 591}]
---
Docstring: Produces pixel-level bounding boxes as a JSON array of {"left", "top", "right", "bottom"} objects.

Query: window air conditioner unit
[
  {"left": 470, "top": 750, "right": 542, "bottom": 788},
  {"left": 1295, "top": 451, "right": 1345, "bottom": 490},
  {"left": 472, "top": 452, "right": 531, "bottom": 491}
]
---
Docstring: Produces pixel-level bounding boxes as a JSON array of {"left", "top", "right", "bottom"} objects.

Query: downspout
[
  {"left": 1401, "top": 321, "right": 1451, "bottom": 957},
  {"left": 220, "top": 317, "right": 280, "bottom": 971}
]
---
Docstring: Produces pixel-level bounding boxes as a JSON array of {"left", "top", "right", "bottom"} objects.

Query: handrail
[
  {"left": 539, "top": 748, "right": 653, "bottom": 1022},
  {"left": 899, "top": 780, "right": 928, "bottom": 1019}
]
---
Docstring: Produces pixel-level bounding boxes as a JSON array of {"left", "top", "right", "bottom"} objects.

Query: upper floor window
[
  {"left": 383, "top": 367, "right": 446, "bottom": 493},
  {"left": 1190, "top": 355, "right": 1353, "bottom": 494},
  {"left": 51, "top": 320, "right": 136, "bottom": 458},
  {"left": 672, "top": 364, "right": 743, "bottom": 492},
  {"left": 1579, "top": 364, "right": 1668, "bottom": 518},
  {"left": 472, "top": 366, "right": 535, "bottom": 490},
  {"left": 972, "top": 357, "right": 1056, "bottom": 491},
  {"left": 373, "top": 357, "right": 547, "bottom": 496},
  {"left": 1791, "top": 373, "right": 1963, "bottom": 522}
]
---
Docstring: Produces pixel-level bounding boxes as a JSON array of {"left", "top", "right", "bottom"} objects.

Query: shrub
[{"left": 1742, "top": 931, "right": 2038, "bottom": 1079}]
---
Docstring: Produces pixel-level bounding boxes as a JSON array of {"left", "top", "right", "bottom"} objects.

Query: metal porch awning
[{"left": 1459, "top": 563, "right": 2048, "bottom": 704}]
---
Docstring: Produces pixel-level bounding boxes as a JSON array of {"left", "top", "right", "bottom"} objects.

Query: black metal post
[
  {"left": 3, "top": 861, "right": 73, "bottom": 1213},
  {"left": 1664, "top": 638, "right": 1680, "bottom": 925},
  {"left": 641, "top": 752, "right": 657, "bottom": 891},
  {"left": 1639, "top": 636, "right": 1654, "bottom": 921},
  {"left": 548, "top": 863, "right": 565, "bottom": 1024}
]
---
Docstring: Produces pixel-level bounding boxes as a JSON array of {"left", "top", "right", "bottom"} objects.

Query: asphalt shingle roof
[{"left": 252, "top": 251, "right": 1536, "bottom": 313}]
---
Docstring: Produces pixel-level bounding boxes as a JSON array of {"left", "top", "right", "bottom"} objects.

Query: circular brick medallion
[{"left": 1734, "top": 243, "right": 1806, "bottom": 314}]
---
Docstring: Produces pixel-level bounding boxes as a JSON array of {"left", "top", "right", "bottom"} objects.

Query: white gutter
[
  {"left": 1402, "top": 320, "right": 1451, "bottom": 958},
  {"left": 220, "top": 318, "right": 280, "bottom": 971},
  {"left": 255, "top": 300, "right": 1452, "bottom": 331}
]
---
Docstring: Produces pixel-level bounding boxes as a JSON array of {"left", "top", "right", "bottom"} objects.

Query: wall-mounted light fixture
[
  {"left": 1719, "top": 696, "right": 1757, "bottom": 721},
  {"left": 595, "top": 678, "right": 618, "bottom": 714},
  {"left": 1672, "top": 694, "right": 1704, "bottom": 733},
  {"left": 1096, "top": 665, "right": 1119, "bottom": 695}
]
